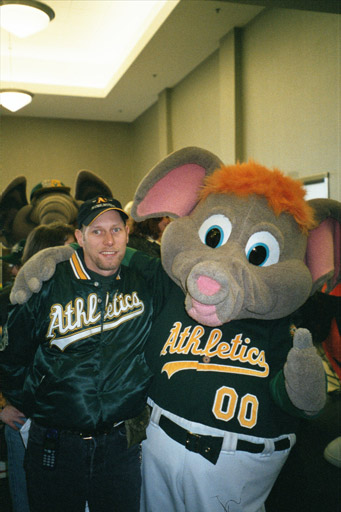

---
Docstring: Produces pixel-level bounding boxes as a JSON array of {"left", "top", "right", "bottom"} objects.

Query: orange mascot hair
[{"left": 199, "top": 161, "right": 316, "bottom": 235}]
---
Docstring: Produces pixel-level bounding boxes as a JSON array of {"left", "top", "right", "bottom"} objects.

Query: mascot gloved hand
[
  {"left": 10, "top": 147, "right": 341, "bottom": 512},
  {"left": 284, "top": 327, "right": 326, "bottom": 414},
  {"left": 10, "top": 244, "right": 75, "bottom": 304}
]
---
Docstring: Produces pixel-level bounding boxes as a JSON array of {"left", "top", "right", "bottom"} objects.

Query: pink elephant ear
[
  {"left": 305, "top": 199, "right": 341, "bottom": 293},
  {"left": 132, "top": 147, "right": 223, "bottom": 220}
]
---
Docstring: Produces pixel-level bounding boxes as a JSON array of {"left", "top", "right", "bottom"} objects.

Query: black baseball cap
[
  {"left": 77, "top": 196, "right": 129, "bottom": 228},
  {"left": 0, "top": 239, "right": 26, "bottom": 265}
]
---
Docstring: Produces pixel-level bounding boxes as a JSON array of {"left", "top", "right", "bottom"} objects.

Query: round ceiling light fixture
[
  {"left": 0, "top": 0, "right": 55, "bottom": 38},
  {"left": 0, "top": 89, "right": 33, "bottom": 112}
]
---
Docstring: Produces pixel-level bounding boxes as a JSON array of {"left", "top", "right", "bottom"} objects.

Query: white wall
[
  {"left": 131, "top": 7, "right": 340, "bottom": 201},
  {"left": 2, "top": 117, "right": 133, "bottom": 206},
  {"left": 130, "top": 102, "right": 160, "bottom": 194},
  {"left": 242, "top": 8, "right": 340, "bottom": 198},
  {"left": 171, "top": 50, "right": 221, "bottom": 155}
]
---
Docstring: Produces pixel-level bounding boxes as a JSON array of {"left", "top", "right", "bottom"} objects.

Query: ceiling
[{"left": 0, "top": 0, "right": 339, "bottom": 122}]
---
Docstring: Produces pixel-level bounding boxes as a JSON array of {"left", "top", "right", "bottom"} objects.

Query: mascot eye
[
  {"left": 245, "top": 231, "right": 280, "bottom": 267},
  {"left": 199, "top": 215, "right": 232, "bottom": 248}
]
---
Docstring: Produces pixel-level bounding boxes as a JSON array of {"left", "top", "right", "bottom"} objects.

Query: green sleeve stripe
[{"left": 270, "top": 370, "right": 323, "bottom": 419}]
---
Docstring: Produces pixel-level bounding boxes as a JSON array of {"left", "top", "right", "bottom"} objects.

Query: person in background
[
  {"left": 0, "top": 240, "right": 26, "bottom": 507},
  {"left": 0, "top": 240, "right": 26, "bottom": 323},
  {"left": 0, "top": 239, "right": 26, "bottom": 280},
  {"left": 124, "top": 201, "right": 170, "bottom": 257},
  {"left": 21, "top": 221, "right": 76, "bottom": 264},
  {"left": 127, "top": 218, "right": 164, "bottom": 258},
  {"left": 0, "top": 222, "right": 75, "bottom": 512},
  {"left": 293, "top": 284, "right": 341, "bottom": 468},
  {"left": 0, "top": 196, "right": 169, "bottom": 512}
]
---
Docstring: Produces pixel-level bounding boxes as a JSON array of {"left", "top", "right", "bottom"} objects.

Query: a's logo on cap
[
  {"left": 96, "top": 197, "right": 108, "bottom": 204},
  {"left": 44, "top": 179, "right": 64, "bottom": 188}
]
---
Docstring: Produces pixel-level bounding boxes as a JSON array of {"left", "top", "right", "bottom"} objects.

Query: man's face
[
  {"left": 75, "top": 210, "right": 129, "bottom": 276},
  {"left": 9, "top": 264, "right": 21, "bottom": 277},
  {"left": 158, "top": 217, "right": 171, "bottom": 235}
]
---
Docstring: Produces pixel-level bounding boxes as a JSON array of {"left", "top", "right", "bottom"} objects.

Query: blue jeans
[
  {"left": 24, "top": 421, "right": 141, "bottom": 512},
  {"left": 5, "top": 422, "right": 30, "bottom": 512}
]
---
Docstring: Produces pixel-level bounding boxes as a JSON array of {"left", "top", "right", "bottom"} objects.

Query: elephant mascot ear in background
[{"left": 0, "top": 170, "right": 113, "bottom": 248}]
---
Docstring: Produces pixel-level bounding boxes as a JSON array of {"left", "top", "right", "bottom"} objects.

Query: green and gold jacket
[{"left": 0, "top": 248, "right": 169, "bottom": 431}]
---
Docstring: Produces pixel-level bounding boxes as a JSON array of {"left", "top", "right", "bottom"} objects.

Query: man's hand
[
  {"left": 0, "top": 404, "right": 26, "bottom": 430},
  {"left": 10, "top": 245, "right": 75, "bottom": 304}
]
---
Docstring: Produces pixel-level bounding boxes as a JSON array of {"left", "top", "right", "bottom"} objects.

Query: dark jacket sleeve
[
  {"left": 123, "top": 247, "right": 173, "bottom": 319},
  {"left": 0, "top": 300, "right": 38, "bottom": 409}
]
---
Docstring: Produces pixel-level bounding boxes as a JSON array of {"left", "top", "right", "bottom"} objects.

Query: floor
[{"left": 0, "top": 393, "right": 339, "bottom": 512}]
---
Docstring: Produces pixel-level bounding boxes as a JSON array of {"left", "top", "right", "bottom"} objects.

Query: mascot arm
[
  {"left": 10, "top": 245, "right": 139, "bottom": 305},
  {"left": 10, "top": 245, "right": 75, "bottom": 305},
  {"left": 271, "top": 328, "right": 326, "bottom": 417}
]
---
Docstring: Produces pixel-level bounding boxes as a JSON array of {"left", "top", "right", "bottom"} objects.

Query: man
[{"left": 0, "top": 196, "right": 169, "bottom": 512}]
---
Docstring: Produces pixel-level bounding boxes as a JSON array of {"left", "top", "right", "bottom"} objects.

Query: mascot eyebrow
[{"left": 199, "top": 161, "right": 316, "bottom": 235}]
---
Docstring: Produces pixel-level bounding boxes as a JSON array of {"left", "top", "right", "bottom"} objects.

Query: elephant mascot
[
  {"left": 8, "top": 147, "right": 341, "bottom": 512},
  {"left": 0, "top": 171, "right": 113, "bottom": 247}
]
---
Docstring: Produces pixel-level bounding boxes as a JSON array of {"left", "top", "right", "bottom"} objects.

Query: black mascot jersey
[{"left": 129, "top": 251, "right": 300, "bottom": 439}]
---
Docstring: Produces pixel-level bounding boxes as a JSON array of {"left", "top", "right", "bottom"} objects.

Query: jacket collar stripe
[{"left": 70, "top": 252, "right": 91, "bottom": 280}]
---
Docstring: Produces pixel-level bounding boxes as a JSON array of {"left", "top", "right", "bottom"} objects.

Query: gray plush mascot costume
[
  {"left": 9, "top": 147, "right": 341, "bottom": 512},
  {"left": 0, "top": 171, "right": 112, "bottom": 248}
]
